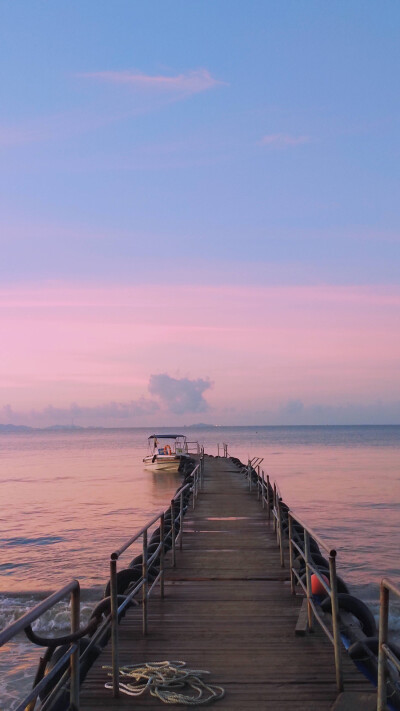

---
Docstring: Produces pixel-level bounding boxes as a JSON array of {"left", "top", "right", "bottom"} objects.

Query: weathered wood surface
[{"left": 80, "top": 456, "right": 373, "bottom": 710}]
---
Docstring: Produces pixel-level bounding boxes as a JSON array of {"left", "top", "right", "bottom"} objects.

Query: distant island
[
  {"left": 0, "top": 423, "right": 218, "bottom": 433},
  {"left": 184, "top": 423, "right": 217, "bottom": 429},
  {"left": 0, "top": 424, "right": 85, "bottom": 433}
]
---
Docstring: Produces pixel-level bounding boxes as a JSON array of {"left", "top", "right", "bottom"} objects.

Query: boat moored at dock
[{"left": 143, "top": 433, "right": 191, "bottom": 471}]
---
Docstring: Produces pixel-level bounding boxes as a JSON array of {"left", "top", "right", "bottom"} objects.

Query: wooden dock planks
[{"left": 80, "top": 456, "right": 374, "bottom": 710}]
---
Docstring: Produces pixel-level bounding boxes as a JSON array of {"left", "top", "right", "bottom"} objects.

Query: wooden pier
[{"left": 80, "top": 456, "right": 374, "bottom": 710}]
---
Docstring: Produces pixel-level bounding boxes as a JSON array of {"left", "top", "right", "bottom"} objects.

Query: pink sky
[{"left": 1, "top": 282, "right": 400, "bottom": 426}]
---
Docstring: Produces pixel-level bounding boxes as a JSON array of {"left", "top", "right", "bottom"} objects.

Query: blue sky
[
  {"left": 1, "top": 2, "right": 400, "bottom": 425},
  {"left": 1, "top": 1, "right": 399, "bottom": 285}
]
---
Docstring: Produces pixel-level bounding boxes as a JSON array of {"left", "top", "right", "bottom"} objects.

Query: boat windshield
[{"left": 148, "top": 434, "right": 187, "bottom": 455}]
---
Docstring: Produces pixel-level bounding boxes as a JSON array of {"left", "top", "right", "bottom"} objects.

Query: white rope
[{"left": 104, "top": 660, "right": 225, "bottom": 705}]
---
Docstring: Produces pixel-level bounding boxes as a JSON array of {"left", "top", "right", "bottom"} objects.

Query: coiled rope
[{"left": 104, "top": 660, "right": 225, "bottom": 705}]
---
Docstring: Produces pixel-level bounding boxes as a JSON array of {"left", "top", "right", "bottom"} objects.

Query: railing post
[
  {"left": 378, "top": 581, "right": 389, "bottom": 711},
  {"left": 171, "top": 500, "right": 176, "bottom": 567},
  {"left": 289, "top": 515, "right": 295, "bottom": 595},
  {"left": 273, "top": 483, "right": 277, "bottom": 532},
  {"left": 217, "top": 443, "right": 220, "bottom": 457},
  {"left": 180, "top": 491, "right": 184, "bottom": 546},
  {"left": 110, "top": 557, "right": 119, "bottom": 696},
  {"left": 277, "top": 500, "right": 285, "bottom": 567},
  {"left": 304, "top": 530, "right": 313, "bottom": 631},
  {"left": 160, "top": 513, "right": 165, "bottom": 598},
  {"left": 70, "top": 583, "right": 80, "bottom": 710},
  {"left": 267, "top": 474, "right": 271, "bottom": 521},
  {"left": 261, "top": 470, "right": 265, "bottom": 509},
  {"left": 328, "top": 550, "right": 343, "bottom": 691},
  {"left": 142, "top": 530, "right": 148, "bottom": 635},
  {"left": 257, "top": 465, "right": 260, "bottom": 501},
  {"left": 248, "top": 461, "right": 252, "bottom": 492}
]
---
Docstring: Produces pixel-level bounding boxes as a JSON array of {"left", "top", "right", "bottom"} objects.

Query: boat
[{"left": 143, "top": 434, "right": 190, "bottom": 471}]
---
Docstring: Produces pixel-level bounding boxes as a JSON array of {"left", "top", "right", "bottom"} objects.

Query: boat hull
[{"left": 143, "top": 455, "right": 182, "bottom": 472}]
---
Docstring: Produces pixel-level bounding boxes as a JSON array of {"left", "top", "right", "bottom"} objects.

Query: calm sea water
[{"left": 1, "top": 425, "right": 400, "bottom": 708}]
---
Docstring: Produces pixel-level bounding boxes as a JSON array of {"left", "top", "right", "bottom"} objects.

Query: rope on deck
[{"left": 104, "top": 660, "right": 225, "bottom": 705}]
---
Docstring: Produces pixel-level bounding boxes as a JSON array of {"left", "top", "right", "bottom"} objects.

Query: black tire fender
[
  {"left": 321, "top": 593, "right": 377, "bottom": 637},
  {"left": 103, "top": 567, "right": 142, "bottom": 598}
]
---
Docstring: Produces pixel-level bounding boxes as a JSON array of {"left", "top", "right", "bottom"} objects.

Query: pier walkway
[{"left": 80, "top": 456, "right": 373, "bottom": 710}]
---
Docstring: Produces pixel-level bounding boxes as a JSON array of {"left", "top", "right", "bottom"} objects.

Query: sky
[{"left": 1, "top": 1, "right": 400, "bottom": 426}]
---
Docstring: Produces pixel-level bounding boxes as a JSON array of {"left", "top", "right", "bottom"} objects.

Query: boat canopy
[{"left": 148, "top": 434, "right": 186, "bottom": 440}]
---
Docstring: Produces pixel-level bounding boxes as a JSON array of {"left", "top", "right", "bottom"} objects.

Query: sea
[{"left": 1, "top": 425, "right": 400, "bottom": 709}]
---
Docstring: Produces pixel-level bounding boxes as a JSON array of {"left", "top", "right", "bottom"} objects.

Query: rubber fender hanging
[
  {"left": 348, "top": 637, "right": 400, "bottom": 697},
  {"left": 163, "top": 536, "right": 173, "bottom": 551},
  {"left": 349, "top": 636, "right": 400, "bottom": 662},
  {"left": 310, "top": 553, "right": 330, "bottom": 570},
  {"left": 321, "top": 593, "right": 377, "bottom": 637},
  {"left": 129, "top": 563, "right": 158, "bottom": 582},
  {"left": 299, "top": 553, "right": 330, "bottom": 576},
  {"left": 293, "top": 544, "right": 321, "bottom": 558},
  {"left": 308, "top": 537, "right": 321, "bottom": 555},
  {"left": 103, "top": 567, "right": 143, "bottom": 598},
  {"left": 90, "top": 594, "right": 122, "bottom": 620},
  {"left": 300, "top": 568, "right": 350, "bottom": 595},
  {"left": 39, "top": 637, "right": 102, "bottom": 704},
  {"left": 147, "top": 542, "right": 160, "bottom": 557}
]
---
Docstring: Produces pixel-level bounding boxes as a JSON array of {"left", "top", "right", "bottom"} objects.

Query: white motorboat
[{"left": 143, "top": 434, "right": 190, "bottom": 472}]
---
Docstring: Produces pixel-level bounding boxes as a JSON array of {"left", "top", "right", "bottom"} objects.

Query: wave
[
  {"left": 0, "top": 590, "right": 101, "bottom": 710},
  {"left": 0, "top": 587, "right": 102, "bottom": 633},
  {"left": 1, "top": 535, "right": 66, "bottom": 546}
]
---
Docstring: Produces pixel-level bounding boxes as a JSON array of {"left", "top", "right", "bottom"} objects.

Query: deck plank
[{"left": 80, "top": 456, "right": 374, "bottom": 709}]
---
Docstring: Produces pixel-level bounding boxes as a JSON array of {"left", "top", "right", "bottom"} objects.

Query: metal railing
[
  {"left": 377, "top": 578, "right": 400, "bottom": 711},
  {"left": 287, "top": 510, "right": 343, "bottom": 691},
  {"left": 217, "top": 443, "right": 228, "bottom": 457},
  {"left": 244, "top": 459, "right": 344, "bottom": 693},
  {"left": 0, "top": 457, "right": 204, "bottom": 711},
  {"left": 186, "top": 440, "right": 200, "bottom": 454},
  {"left": 0, "top": 581, "right": 82, "bottom": 711},
  {"left": 109, "top": 461, "right": 203, "bottom": 697}
]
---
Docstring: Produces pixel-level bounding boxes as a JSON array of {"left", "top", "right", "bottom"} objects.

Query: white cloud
[
  {"left": 149, "top": 373, "right": 212, "bottom": 414},
  {"left": 79, "top": 68, "right": 226, "bottom": 96}
]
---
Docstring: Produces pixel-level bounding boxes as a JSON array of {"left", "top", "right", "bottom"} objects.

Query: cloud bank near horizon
[
  {"left": 0, "top": 373, "right": 213, "bottom": 427},
  {"left": 1, "top": 282, "right": 400, "bottom": 427}
]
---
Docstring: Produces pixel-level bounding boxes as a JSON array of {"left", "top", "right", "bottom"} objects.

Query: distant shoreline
[{"left": 1, "top": 423, "right": 400, "bottom": 433}]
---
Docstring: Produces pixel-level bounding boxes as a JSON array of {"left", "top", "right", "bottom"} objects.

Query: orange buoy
[{"left": 311, "top": 573, "right": 329, "bottom": 595}]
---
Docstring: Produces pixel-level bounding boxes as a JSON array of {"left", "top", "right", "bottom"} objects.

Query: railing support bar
[
  {"left": 142, "top": 530, "right": 148, "bottom": 635},
  {"left": 261, "top": 470, "right": 265, "bottom": 509},
  {"left": 180, "top": 492, "right": 184, "bottom": 547},
  {"left": 277, "top": 499, "right": 285, "bottom": 567},
  {"left": 304, "top": 531, "right": 313, "bottom": 631},
  {"left": 160, "top": 514, "right": 165, "bottom": 598},
  {"left": 329, "top": 551, "right": 343, "bottom": 691},
  {"left": 110, "top": 558, "right": 119, "bottom": 697},
  {"left": 70, "top": 584, "right": 80, "bottom": 710},
  {"left": 171, "top": 500, "right": 176, "bottom": 567},
  {"left": 289, "top": 516, "right": 295, "bottom": 594},
  {"left": 377, "top": 582, "right": 389, "bottom": 710}
]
